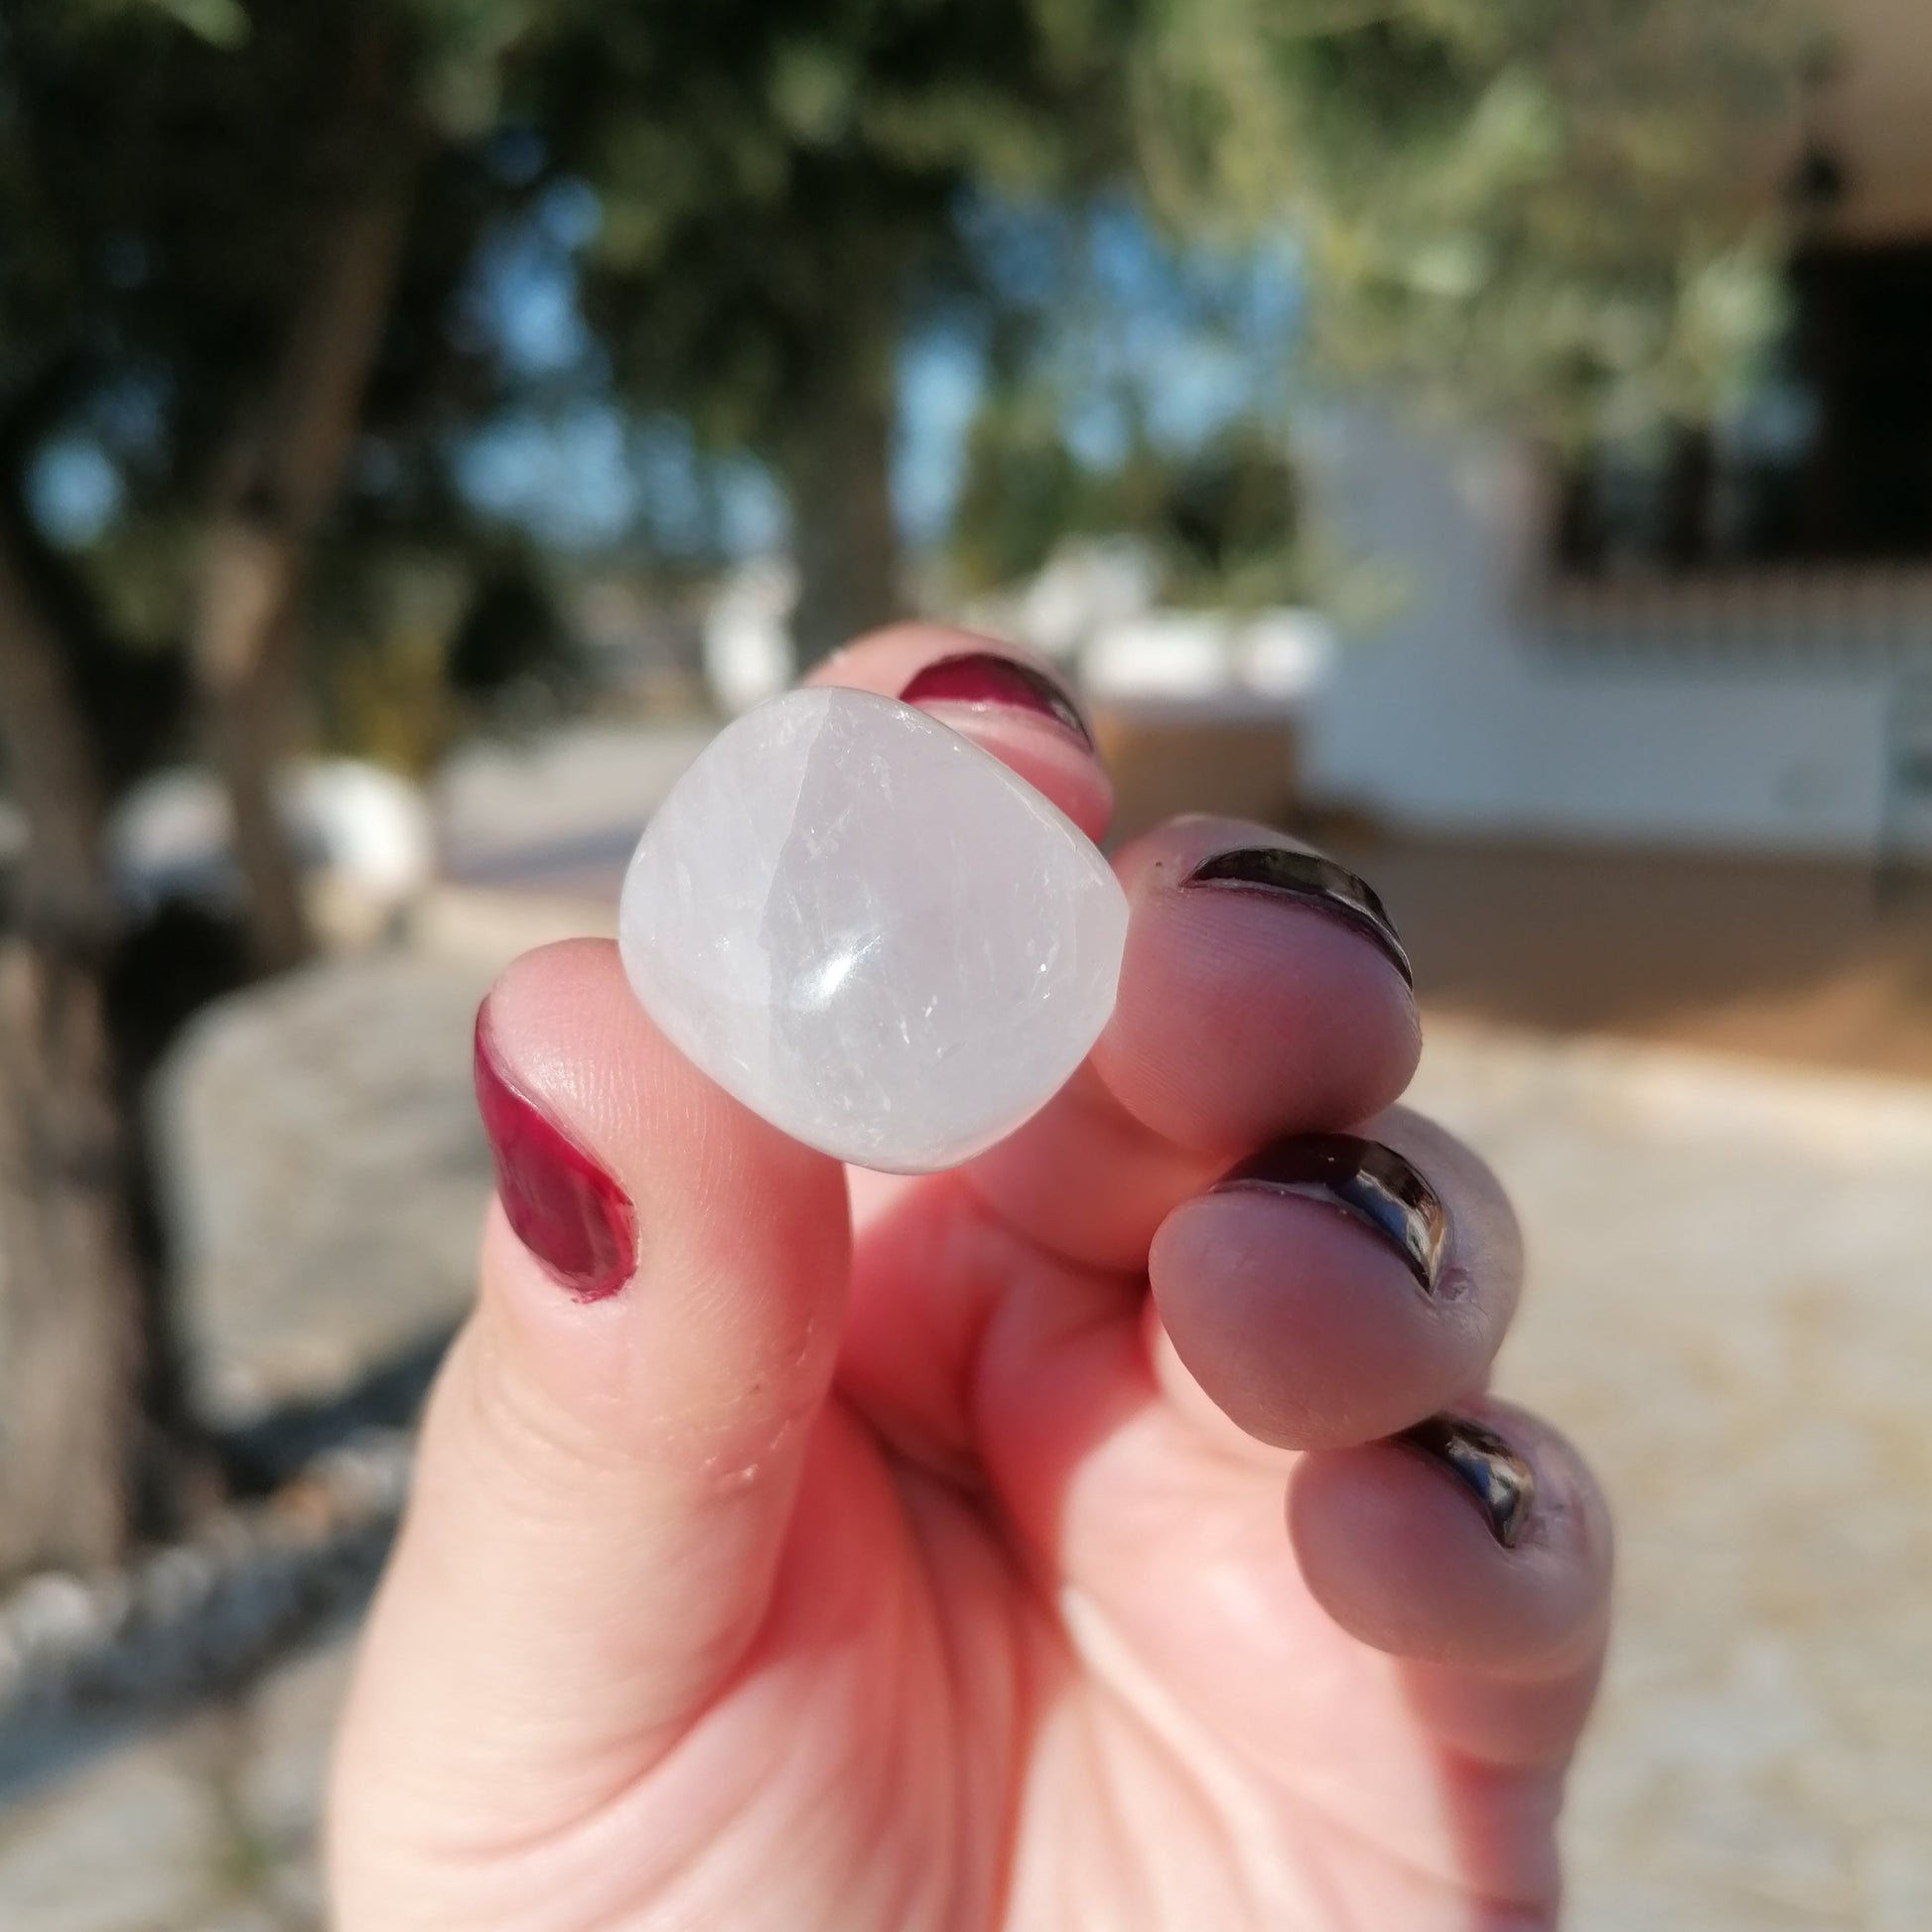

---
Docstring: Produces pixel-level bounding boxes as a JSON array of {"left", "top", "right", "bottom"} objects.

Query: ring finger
[{"left": 1149, "top": 1105, "right": 1522, "bottom": 1451}]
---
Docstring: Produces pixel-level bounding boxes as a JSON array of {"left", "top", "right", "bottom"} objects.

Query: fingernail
[
  {"left": 1212, "top": 1132, "right": 1446, "bottom": 1294},
  {"left": 1396, "top": 1415, "right": 1537, "bottom": 1548},
  {"left": 1183, "top": 849, "right": 1412, "bottom": 988},
  {"left": 474, "top": 1004, "right": 636, "bottom": 1302},
  {"left": 898, "top": 651, "right": 1094, "bottom": 750}
]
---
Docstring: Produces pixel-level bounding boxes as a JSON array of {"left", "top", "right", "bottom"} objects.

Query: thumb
[{"left": 333, "top": 937, "right": 849, "bottom": 1854}]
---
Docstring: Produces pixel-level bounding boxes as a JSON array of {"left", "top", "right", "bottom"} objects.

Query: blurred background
[{"left": 0, "top": 1, "right": 1927, "bottom": 1926}]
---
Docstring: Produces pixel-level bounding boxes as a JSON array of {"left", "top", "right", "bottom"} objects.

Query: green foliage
[
  {"left": 0, "top": 0, "right": 1818, "bottom": 758},
  {"left": 951, "top": 400, "right": 1306, "bottom": 608},
  {"left": 137, "top": 0, "right": 252, "bottom": 49},
  {"left": 446, "top": 555, "right": 576, "bottom": 705},
  {"left": 304, "top": 541, "right": 581, "bottom": 774},
  {"left": 508, "top": 0, "right": 1140, "bottom": 455},
  {"left": 949, "top": 393, "right": 1088, "bottom": 592},
  {"left": 0, "top": 0, "right": 550, "bottom": 782},
  {"left": 1126, "top": 0, "right": 1814, "bottom": 437},
  {"left": 935, "top": 0, "right": 1813, "bottom": 601}
]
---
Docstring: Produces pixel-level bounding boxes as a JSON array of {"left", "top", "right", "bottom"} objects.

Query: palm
[{"left": 566, "top": 1174, "right": 1563, "bottom": 1931}]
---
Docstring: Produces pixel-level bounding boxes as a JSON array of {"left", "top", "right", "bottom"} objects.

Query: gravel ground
[
  {"left": 2, "top": 907, "right": 1926, "bottom": 1929},
  {"left": 1410, "top": 1030, "right": 1932, "bottom": 1932}
]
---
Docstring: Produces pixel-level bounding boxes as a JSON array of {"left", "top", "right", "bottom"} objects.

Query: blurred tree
[
  {"left": 0, "top": 416, "right": 162, "bottom": 1575},
  {"left": 940, "top": 1, "right": 1814, "bottom": 605},
  {"left": 942, "top": 201, "right": 1311, "bottom": 605},
  {"left": 1128, "top": 0, "right": 1813, "bottom": 439},
  {"left": 445, "top": 551, "right": 583, "bottom": 719},
  {"left": 513, "top": 0, "right": 1138, "bottom": 661},
  {"left": 948, "top": 384, "right": 1091, "bottom": 594},
  {"left": 510, "top": 0, "right": 1808, "bottom": 647},
  {"left": 0, "top": 0, "right": 539, "bottom": 1576},
  {"left": 0, "top": 0, "right": 1813, "bottom": 1586},
  {"left": 951, "top": 390, "right": 1307, "bottom": 611},
  {"left": 5, "top": 3, "right": 409, "bottom": 975}
]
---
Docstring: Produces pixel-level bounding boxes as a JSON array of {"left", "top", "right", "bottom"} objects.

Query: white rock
[
  {"left": 702, "top": 555, "right": 798, "bottom": 713},
  {"left": 108, "top": 759, "right": 433, "bottom": 931},
  {"left": 618, "top": 687, "right": 1128, "bottom": 1172}
]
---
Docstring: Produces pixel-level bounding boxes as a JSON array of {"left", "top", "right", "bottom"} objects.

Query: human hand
[{"left": 330, "top": 625, "right": 1611, "bottom": 1930}]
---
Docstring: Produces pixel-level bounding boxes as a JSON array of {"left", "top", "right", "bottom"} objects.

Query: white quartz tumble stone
[{"left": 618, "top": 686, "right": 1127, "bottom": 1172}]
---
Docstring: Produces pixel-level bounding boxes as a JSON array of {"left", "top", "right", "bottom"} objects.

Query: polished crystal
[{"left": 618, "top": 687, "right": 1127, "bottom": 1172}]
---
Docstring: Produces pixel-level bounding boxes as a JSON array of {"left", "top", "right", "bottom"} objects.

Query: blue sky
[
  {"left": 31, "top": 180, "right": 1305, "bottom": 563},
  {"left": 452, "top": 182, "right": 1305, "bottom": 561}
]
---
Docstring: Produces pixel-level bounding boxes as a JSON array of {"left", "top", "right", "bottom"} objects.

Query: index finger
[
  {"left": 968, "top": 811, "right": 1423, "bottom": 1268},
  {"left": 806, "top": 621, "right": 1114, "bottom": 840}
]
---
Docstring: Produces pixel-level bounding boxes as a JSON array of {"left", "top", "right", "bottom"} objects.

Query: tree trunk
[
  {"left": 192, "top": 522, "right": 312, "bottom": 976},
  {"left": 188, "top": 157, "right": 413, "bottom": 975},
  {"left": 779, "top": 334, "right": 906, "bottom": 669},
  {"left": 0, "top": 528, "right": 145, "bottom": 1578}
]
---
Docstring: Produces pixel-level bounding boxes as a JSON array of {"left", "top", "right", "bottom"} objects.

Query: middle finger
[{"left": 966, "top": 813, "right": 1423, "bottom": 1269}]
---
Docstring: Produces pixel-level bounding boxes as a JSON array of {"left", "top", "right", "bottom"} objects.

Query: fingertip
[
  {"left": 1095, "top": 821, "right": 1422, "bottom": 1152},
  {"left": 809, "top": 621, "right": 1113, "bottom": 839},
  {"left": 473, "top": 938, "right": 850, "bottom": 1452},
  {"left": 475, "top": 970, "right": 637, "bottom": 1308},
  {"left": 1288, "top": 1403, "right": 1613, "bottom": 1675}
]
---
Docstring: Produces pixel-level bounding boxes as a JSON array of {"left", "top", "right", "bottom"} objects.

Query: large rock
[{"left": 155, "top": 897, "right": 604, "bottom": 1423}]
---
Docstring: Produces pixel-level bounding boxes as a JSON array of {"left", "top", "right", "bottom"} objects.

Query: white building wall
[{"left": 1302, "top": 410, "right": 1919, "bottom": 858}]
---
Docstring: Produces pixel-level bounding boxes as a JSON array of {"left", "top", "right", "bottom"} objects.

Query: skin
[{"left": 329, "top": 624, "right": 1613, "bottom": 1931}]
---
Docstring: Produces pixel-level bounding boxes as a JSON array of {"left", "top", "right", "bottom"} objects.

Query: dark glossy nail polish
[
  {"left": 1397, "top": 1416, "right": 1536, "bottom": 1549},
  {"left": 898, "top": 651, "right": 1094, "bottom": 749},
  {"left": 474, "top": 1005, "right": 636, "bottom": 1302},
  {"left": 1212, "top": 1132, "right": 1446, "bottom": 1293},
  {"left": 1183, "top": 848, "right": 1412, "bottom": 988}
]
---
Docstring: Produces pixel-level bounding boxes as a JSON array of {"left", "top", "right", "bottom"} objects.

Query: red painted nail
[
  {"left": 474, "top": 1004, "right": 635, "bottom": 1301},
  {"left": 898, "top": 651, "right": 1094, "bottom": 749}
]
